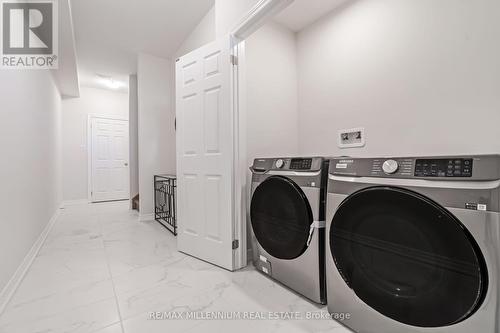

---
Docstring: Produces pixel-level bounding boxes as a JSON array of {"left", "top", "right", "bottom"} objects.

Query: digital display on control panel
[
  {"left": 290, "top": 158, "right": 312, "bottom": 170},
  {"left": 415, "top": 159, "right": 473, "bottom": 177}
]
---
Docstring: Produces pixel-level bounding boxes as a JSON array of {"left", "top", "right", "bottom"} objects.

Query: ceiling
[
  {"left": 70, "top": 0, "right": 214, "bottom": 91},
  {"left": 274, "top": 0, "right": 349, "bottom": 32}
]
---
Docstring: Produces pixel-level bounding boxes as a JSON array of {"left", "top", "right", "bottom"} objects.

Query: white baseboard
[
  {"left": 62, "top": 199, "right": 89, "bottom": 207},
  {"left": 0, "top": 208, "right": 61, "bottom": 315},
  {"left": 139, "top": 213, "right": 154, "bottom": 222}
]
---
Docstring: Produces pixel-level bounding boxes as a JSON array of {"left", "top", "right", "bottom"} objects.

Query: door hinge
[
  {"left": 230, "top": 55, "right": 238, "bottom": 66},
  {"left": 232, "top": 240, "right": 239, "bottom": 250}
]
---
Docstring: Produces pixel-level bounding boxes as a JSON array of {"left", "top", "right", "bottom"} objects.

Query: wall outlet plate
[{"left": 338, "top": 127, "right": 365, "bottom": 148}]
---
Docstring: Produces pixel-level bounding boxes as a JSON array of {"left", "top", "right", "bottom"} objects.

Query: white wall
[
  {"left": 129, "top": 75, "right": 139, "bottom": 200},
  {"left": 215, "top": 0, "right": 259, "bottom": 37},
  {"left": 246, "top": 21, "right": 299, "bottom": 161},
  {"left": 61, "top": 86, "right": 128, "bottom": 201},
  {"left": 243, "top": 21, "right": 300, "bottom": 253},
  {"left": 175, "top": 6, "right": 216, "bottom": 59},
  {"left": 137, "top": 53, "right": 175, "bottom": 217},
  {"left": 297, "top": 0, "right": 500, "bottom": 157},
  {"left": 0, "top": 71, "right": 62, "bottom": 295}
]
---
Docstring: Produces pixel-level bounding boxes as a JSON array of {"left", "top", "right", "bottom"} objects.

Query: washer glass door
[
  {"left": 251, "top": 176, "right": 313, "bottom": 260},
  {"left": 330, "top": 186, "right": 487, "bottom": 327}
]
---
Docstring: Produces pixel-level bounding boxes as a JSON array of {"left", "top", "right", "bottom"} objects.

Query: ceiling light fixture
[{"left": 96, "top": 74, "right": 124, "bottom": 90}]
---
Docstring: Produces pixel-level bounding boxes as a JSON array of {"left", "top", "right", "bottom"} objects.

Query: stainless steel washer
[
  {"left": 326, "top": 155, "right": 500, "bottom": 332},
  {"left": 249, "top": 157, "right": 330, "bottom": 304}
]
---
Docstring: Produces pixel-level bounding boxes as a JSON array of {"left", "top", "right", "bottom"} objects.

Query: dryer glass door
[
  {"left": 251, "top": 176, "right": 313, "bottom": 260},
  {"left": 330, "top": 186, "right": 487, "bottom": 328}
]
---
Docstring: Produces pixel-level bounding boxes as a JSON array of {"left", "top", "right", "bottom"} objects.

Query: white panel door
[
  {"left": 90, "top": 117, "right": 130, "bottom": 202},
  {"left": 176, "top": 37, "right": 236, "bottom": 270}
]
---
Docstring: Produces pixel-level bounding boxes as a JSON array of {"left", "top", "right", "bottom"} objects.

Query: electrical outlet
[{"left": 338, "top": 127, "right": 365, "bottom": 148}]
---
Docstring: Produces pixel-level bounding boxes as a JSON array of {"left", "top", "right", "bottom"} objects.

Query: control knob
[
  {"left": 275, "top": 159, "right": 285, "bottom": 169},
  {"left": 382, "top": 159, "right": 399, "bottom": 174}
]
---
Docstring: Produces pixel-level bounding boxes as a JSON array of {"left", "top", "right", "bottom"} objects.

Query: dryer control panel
[
  {"left": 370, "top": 158, "right": 414, "bottom": 177},
  {"left": 251, "top": 157, "right": 323, "bottom": 173},
  {"left": 290, "top": 158, "right": 313, "bottom": 170}
]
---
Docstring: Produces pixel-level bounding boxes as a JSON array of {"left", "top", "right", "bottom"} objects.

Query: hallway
[{"left": 0, "top": 202, "right": 349, "bottom": 333}]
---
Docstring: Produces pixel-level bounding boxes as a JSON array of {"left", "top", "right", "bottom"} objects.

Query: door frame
[
  {"left": 232, "top": 39, "right": 247, "bottom": 269},
  {"left": 87, "top": 115, "right": 130, "bottom": 203},
  {"left": 228, "top": 0, "right": 293, "bottom": 268},
  {"left": 230, "top": 0, "right": 294, "bottom": 42}
]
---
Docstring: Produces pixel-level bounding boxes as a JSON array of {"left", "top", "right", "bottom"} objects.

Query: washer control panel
[
  {"left": 415, "top": 158, "right": 473, "bottom": 178},
  {"left": 330, "top": 155, "right": 499, "bottom": 180}
]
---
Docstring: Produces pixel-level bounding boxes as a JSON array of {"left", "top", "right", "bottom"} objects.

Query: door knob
[{"left": 124, "top": 163, "right": 129, "bottom": 166}]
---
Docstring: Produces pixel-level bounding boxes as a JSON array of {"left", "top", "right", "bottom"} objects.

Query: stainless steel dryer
[
  {"left": 250, "top": 157, "right": 330, "bottom": 304},
  {"left": 326, "top": 155, "right": 500, "bottom": 333}
]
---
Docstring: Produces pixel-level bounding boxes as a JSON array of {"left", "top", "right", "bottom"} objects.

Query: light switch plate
[{"left": 338, "top": 127, "right": 365, "bottom": 148}]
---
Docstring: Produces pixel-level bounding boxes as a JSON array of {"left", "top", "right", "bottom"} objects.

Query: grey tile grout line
[{"left": 99, "top": 214, "right": 127, "bottom": 333}]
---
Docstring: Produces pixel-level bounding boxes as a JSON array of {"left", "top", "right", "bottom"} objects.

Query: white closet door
[
  {"left": 175, "top": 37, "right": 237, "bottom": 270},
  {"left": 90, "top": 117, "right": 130, "bottom": 202}
]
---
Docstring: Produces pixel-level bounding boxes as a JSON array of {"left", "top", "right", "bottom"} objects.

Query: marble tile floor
[{"left": 0, "top": 201, "right": 352, "bottom": 333}]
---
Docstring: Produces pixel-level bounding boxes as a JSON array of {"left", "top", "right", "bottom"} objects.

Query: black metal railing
[{"left": 154, "top": 175, "right": 177, "bottom": 235}]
